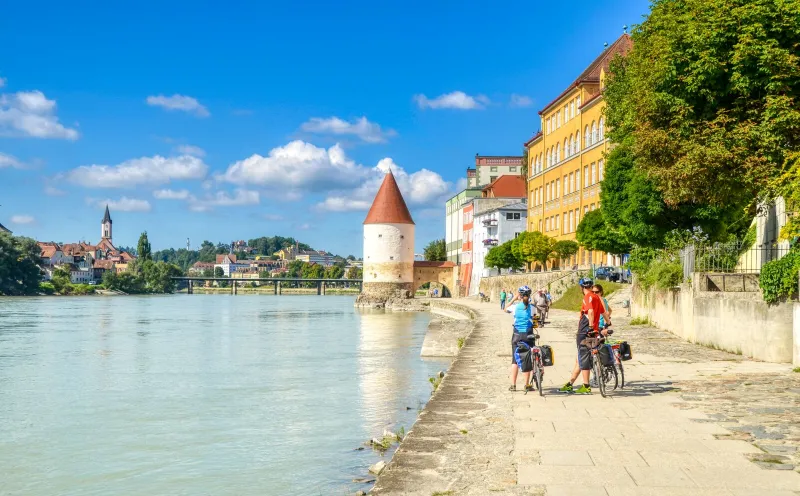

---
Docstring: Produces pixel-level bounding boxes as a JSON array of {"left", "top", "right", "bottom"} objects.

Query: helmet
[
  {"left": 518, "top": 285, "right": 532, "bottom": 296},
  {"left": 579, "top": 278, "right": 594, "bottom": 288}
]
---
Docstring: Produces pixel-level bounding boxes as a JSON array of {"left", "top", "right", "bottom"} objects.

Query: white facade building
[{"left": 470, "top": 202, "right": 528, "bottom": 295}]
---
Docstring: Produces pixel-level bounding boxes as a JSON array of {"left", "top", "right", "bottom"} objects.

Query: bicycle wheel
[
  {"left": 617, "top": 362, "right": 625, "bottom": 389},
  {"left": 593, "top": 355, "right": 608, "bottom": 397},
  {"left": 606, "top": 364, "right": 618, "bottom": 391},
  {"left": 532, "top": 361, "right": 543, "bottom": 397}
]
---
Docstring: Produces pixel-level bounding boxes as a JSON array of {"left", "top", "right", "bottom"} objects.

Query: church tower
[
  {"left": 101, "top": 205, "right": 113, "bottom": 242},
  {"left": 360, "top": 171, "right": 415, "bottom": 301}
]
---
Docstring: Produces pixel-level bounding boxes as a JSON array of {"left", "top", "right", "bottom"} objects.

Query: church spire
[{"left": 102, "top": 205, "right": 112, "bottom": 225}]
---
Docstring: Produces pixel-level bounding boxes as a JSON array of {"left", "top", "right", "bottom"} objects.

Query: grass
[
  {"left": 459, "top": 429, "right": 468, "bottom": 435},
  {"left": 431, "top": 492, "right": 454, "bottom": 496},
  {"left": 629, "top": 316, "right": 650, "bottom": 325},
  {"left": 429, "top": 375, "right": 443, "bottom": 393},
  {"left": 793, "top": 367, "right": 800, "bottom": 373},
  {"left": 550, "top": 281, "right": 624, "bottom": 312},
  {"left": 456, "top": 337, "right": 465, "bottom": 349}
]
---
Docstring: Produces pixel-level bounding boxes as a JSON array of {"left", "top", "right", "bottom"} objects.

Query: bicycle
[
  {"left": 606, "top": 338, "right": 625, "bottom": 390},
  {"left": 586, "top": 329, "right": 617, "bottom": 398},
  {"left": 522, "top": 334, "right": 544, "bottom": 396}
]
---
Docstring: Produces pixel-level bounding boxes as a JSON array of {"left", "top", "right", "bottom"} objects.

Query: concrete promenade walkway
[{"left": 373, "top": 293, "right": 800, "bottom": 495}]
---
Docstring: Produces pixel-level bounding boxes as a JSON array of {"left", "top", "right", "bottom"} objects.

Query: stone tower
[
  {"left": 360, "top": 171, "right": 415, "bottom": 302},
  {"left": 101, "top": 205, "right": 112, "bottom": 242}
]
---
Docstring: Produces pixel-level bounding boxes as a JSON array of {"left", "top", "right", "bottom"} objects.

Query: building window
[
  {"left": 585, "top": 126, "right": 590, "bottom": 148},
  {"left": 584, "top": 166, "right": 589, "bottom": 186},
  {"left": 490, "top": 176, "right": 497, "bottom": 182},
  {"left": 506, "top": 212, "right": 513, "bottom": 220},
  {"left": 598, "top": 160, "right": 604, "bottom": 181},
  {"left": 509, "top": 166, "right": 517, "bottom": 172},
  {"left": 591, "top": 163, "right": 596, "bottom": 185},
  {"left": 514, "top": 213, "right": 521, "bottom": 220},
  {"left": 556, "top": 112, "right": 560, "bottom": 128},
  {"left": 569, "top": 172, "right": 574, "bottom": 193},
  {"left": 555, "top": 179, "right": 560, "bottom": 198},
  {"left": 555, "top": 214, "right": 559, "bottom": 230},
  {"left": 575, "top": 169, "right": 580, "bottom": 190},
  {"left": 515, "top": 232, "right": 522, "bottom": 238},
  {"left": 570, "top": 100, "right": 575, "bottom": 118},
  {"left": 539, "top": 219, "right": 543, "bottom": 231},
  {"left": 555, "top": 147, "right": 560, "bottom": 163},
  {"left": 576, "top": 95, "right": 581, "bottom": 112},
  {"left": 490, "top": 166, "right": 498, "bottom": 172},
  {"left": 591, "top": 121, "right": 598, "bottom": 144},
  {"left": 569, "top": 211, "right": 574, "bottom": 232},
  {"left": 378, "top": 234, "right": 382, "bottom": 238},
  {"left": 599, "top": 117, "right": 605, "bottom": 140}
]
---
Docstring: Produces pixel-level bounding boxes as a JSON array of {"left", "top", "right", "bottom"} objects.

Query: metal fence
[{"left": 682, "top": 241, "right": 791, "bottom": 275}]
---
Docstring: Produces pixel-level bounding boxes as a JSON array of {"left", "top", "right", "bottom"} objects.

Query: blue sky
[{"left": 0, "top": 0, "right": 649, "bottom": 256}]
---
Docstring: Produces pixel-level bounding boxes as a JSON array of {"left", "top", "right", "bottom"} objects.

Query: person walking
[
  {"left": 533, "top": 289, "right": 548, "bottom": 327},
  {"left": 500, "top": 288, "right": 507, "bottom": 310},
  {"left": 505, "top": 286, "right": 534, "bottom": 391},
  {"left": 558, "top": 278, "right": 611, "bottom": 394}
]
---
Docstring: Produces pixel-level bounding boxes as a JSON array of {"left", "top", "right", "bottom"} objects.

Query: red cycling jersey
[{"left": 581, "top": 292, "right": 604, "bottom": 331}]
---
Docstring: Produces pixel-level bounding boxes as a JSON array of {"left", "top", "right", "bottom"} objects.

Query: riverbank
[
  {"left": 181, "top": 287, "right": 360, "bottom": 295},
  {"left": 373, "top": 293, "right": 800, "bottom": 494}
]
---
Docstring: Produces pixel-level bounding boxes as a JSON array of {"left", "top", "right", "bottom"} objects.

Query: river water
[{"left": 0, "top": 295, "right": 449, "bottom": 495}]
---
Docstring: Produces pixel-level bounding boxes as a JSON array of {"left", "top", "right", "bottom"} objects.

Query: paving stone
[
  {"left": 518, "top": 465, "right": 636, "bottom": 487},
  {"left": 624, "top": 466, "right": 697, "bottom": 487},
  {"left": 587, "top": 449, "right": 648, "bottom": 467},
  {"left": 539, "top": 450, "right": 594, "bottom": 466},
  {"left": 541, "top": 485, "right": 608, "bottom": 496}
]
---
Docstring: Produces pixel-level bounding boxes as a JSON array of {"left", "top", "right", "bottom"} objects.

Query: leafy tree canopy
[
  {"left": 0, "top": 233, "right": 42, "bottom": 295},
  {"left": 576, "top": 209, "right": 632, "bottom": 256},
  {"left": 485, "top": 241, "right": 523, "bottom": 271},
  {"left": 137, "top": 231, "right": 152, "bottom": 262},
  {"left": 605, "top": 0, "right": 800, "bottom": 212},
  {"left": 552, "top": 240, "right": 579, "bottom": 261},
  {"left": 423, "top": 239, "right": 446, "bottom": 261},
  {"left": 512, "top": 231, "right": 555, "bottom": 267}
]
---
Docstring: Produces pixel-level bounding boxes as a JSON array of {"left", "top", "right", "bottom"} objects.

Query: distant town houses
[{"left": 37, "top": 206, "right": 136, "bottom": 284}]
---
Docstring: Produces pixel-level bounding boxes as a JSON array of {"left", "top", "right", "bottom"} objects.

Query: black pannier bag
[
  {"left": 598, "top": 344, "right": 615, "bottom": 366},
  {"left": 619, "top": 341, "right": 632, "bottom": 361},
  {"left": 515, "top": 343, "right": 533, "bottom": 372},
  {"left": 540, "top": 345, "right": 554, "bottom": 366}
]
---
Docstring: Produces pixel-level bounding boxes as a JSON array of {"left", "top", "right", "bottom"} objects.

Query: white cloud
[
  {"left": 90, "top": 197, "right": 151, "bottom": 212},
  {"left": 413, "top": 91, "right": 489, "bottom": 110},
  {"left": 316, "top": 157, "right": 451, "bottom": 212},
  {"left": 175, "top": 144, "right": 205, "bottom": 157},
  {"left": 510, "top": 94, "right": 533, "bottom": 108},
  {"left": 153, "top": 188, "right": 191, "bottom": 200},
  {"left": 44, "top": 185, "right": 66, "bottom": 196},
  {"left": 10, "top": 215, "right": 35, "bottom": 225},
  {"left": 0, "top": 152, "right": 24, "bottom": 168},
  {"left": 262, "top": 213, "right": 284, "bottom": 221},
  {"left": 65, "top": 154, "right": 208, "bottom": 188},
  {"left": 300, "top": 116, "right": 396, "bottom": 143},
  {"left": 219, "top": 140, "right": 366, "bottom": 191},
  {"left": 202, "top": 189, "right": 259, "bottom": 207},
  {"left": 297, "top": 223, "right": 311, "bottom": 230},
  {"left": 146, "top": 94, "right": 210, "bottom": 117},
  {"left": 455, "top": 177, "right": 468, "bottom": 191},
  {"left": 0, "top": 90, "right": 79, "bottom": 140}
]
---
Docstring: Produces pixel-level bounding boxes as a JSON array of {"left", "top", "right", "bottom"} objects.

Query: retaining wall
[
  {"left": 478, "top": 270, "right": 583, "bottom": 303},
  {"left": 632, "top": 282, "right": 795, "bottom": 363}
]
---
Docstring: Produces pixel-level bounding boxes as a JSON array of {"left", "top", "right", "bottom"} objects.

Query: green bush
[
  {"left": 39, "top": 282, "right": 56, "bottom": 295},
  {"left": 642, "top": 258, "right": 683, "bottom": 290},
  {"left": 759, "top": 247, "right": 800, "bottom": 304},
  {"left": 70, "top": 284, "right": 96, "bottom": 295}
]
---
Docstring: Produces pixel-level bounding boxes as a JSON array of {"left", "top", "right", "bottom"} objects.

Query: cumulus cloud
[
  {"left": 146, "top": 94, "right": 210, "bottom": 117},
  {"left": 219, "top": 140, "right": 366, "bottom": 191},
  {"left": 413, "top": 91, "right": 489, "bottom": 110},
  {"left": 201, "top": 189, "right": 259, "bottom": 207},
  {"left": 10, "top": 215, "right": 35, "bottom": 225},
  {"left": 175, "top": 144, "right": 205, "bottom": 157},
  {"left": 316, "top": 157, "right": 451, "bottom": 212},
  {"left": 153, "top": 188, "right": 191, "bottom": 200},
  {"left": 44, "top": 185, "right": 66, "bottom": 196},
  {"left": 0, "top": 152, "right": 24, "bottom": 168},
  {"left": 64, "top": 154, "right": 208, "bottom": 188},
  {"left": 300, "top": 116, "right": 396, "bottom": 144},
  {"left": 510, "top": 94, "right": 534, "bottom": 108},
  {"left": 89, "top": 197, "right": 151, "bottom": 212},
  {"left": 0, "top": 90, "right": 79, "bottom": 140}
]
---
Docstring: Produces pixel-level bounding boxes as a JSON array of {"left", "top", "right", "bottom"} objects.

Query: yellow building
[{"left": 525, "top": 34, "right": 631, "bottom": 269}]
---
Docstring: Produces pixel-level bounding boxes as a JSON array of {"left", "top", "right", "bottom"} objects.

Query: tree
[
  {"left": 202, "top": 268, "right": 214, "bottom": 277},
  {"left": 346, "top": 266, "right": 362, "bottom": 279},
  {"left": 137, "top": 231, "right": 152, "bottom": 262},
  {"left": 512, "top": 231, "right": 555, "bottom": 269},
  {"left": 0, "top": 235, "right": 43, "bottom": 295},
  {"left": 604, "top": 0, "right": 800, "bottom": 214},
  {"left": 51, "top": 265, "right": 72, "bottom": 294},
  {"left": 214, "top": 266, "right": 224, "bottom": 278},
  {"left": 576, "top": 210, "right": 632, "bottom": 256},
  {"left": 520, "top": 147, "right": 529, "bottom": 185},
  {"left": 484, "top": 241, "right": 523, "bottom": 271},
  {"left": 552, "top": 240, "right": 579, "bottom": 264},
  {"left": 423, "top": 239, "right": 446, "bottom": 261},
  {"left": 324, "top": 265, "right": 344, "bottom": 280}
]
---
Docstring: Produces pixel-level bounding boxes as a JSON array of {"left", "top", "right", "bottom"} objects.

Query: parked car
[{"left": 595, "top": 266, "right": 620, "bottom": 282}]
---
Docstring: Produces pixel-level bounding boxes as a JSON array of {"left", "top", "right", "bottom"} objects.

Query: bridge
[{"left": 172, "top": 277, "right": 363, "bottom": 295}]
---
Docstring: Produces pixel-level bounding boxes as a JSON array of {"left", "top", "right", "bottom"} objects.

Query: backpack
[
  {"left": 514, "top": 342, "right": 533, "bottom": 372},
  {"left": 598, "top": 344, "right": 615, "bottom": 366}
]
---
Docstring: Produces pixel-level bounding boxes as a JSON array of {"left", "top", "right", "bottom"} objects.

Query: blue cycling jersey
[{"left": 512, "top": 302, "right": 533, "bottom": 333}]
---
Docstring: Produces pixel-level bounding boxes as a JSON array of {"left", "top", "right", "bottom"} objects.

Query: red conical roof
[{"left": 363, "top": 172, "right": 415, "bottom": 225}]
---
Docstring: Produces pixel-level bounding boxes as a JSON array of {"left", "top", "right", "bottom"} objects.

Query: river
[{"left": 0, "top": 295, "right": 449, "bottom": 495}]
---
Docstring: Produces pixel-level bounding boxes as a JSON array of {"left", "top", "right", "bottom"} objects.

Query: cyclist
[
  {"left": 592, "top": 284, "right": 611, "bottom": 329},
  {"left": 533, "top": 289, "right": 548, "bottom": 327},
  {"left": 505, "top": 285, "right": 534, "bottom": 391},
  {"left": 558, "top": 278, "right": 611, "bottom": 394}
]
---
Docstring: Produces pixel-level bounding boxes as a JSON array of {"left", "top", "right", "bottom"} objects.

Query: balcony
[
  {"left": 482, "top": 238, "right": 499, "bottom": 246},
  {"left": 482, "top": 218, "right": 498, "bottom": 227}
]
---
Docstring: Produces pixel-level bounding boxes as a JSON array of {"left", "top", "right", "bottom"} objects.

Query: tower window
[
  {"left": 378, "top": 234, "right": 382, "bottom": 238},
  {"left": 390, "top": 256, "right": 394, "bottom": 260},
  {"left": 400, "top": 235, "right": 404, "bottom": 239}
]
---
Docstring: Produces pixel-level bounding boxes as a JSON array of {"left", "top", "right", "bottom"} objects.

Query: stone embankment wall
[
  {"left": 478, "top": 270, "right": 582, "bottom": 303},
  {"left": 632, "top": 279, "right": 797, "bottom": 364}
]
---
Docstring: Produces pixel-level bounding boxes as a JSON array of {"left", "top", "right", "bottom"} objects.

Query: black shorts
[
  {"left": 511, "top": 331, "right": 533, "bottom": 365},
  {"left": 577, "top": 314, "right": 592, "bottom": 370}
]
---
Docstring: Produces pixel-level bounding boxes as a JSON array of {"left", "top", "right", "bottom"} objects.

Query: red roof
[
  {"left": 482, "top": 175, "right": 527, "bottom": 198},
  {"left": 216, "top": 254, "right": 238, "bottom": 264},
  {"left": 524, "top": 131, "right": 543, "bottom": 147},
  {"left": 364, "top": 172, "right": 415, "bottom": 225},
  {"left": 538, "top": 34, "right": 632, "bottom": 115}
]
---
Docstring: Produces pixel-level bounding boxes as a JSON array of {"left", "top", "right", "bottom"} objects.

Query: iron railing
[{"left": 684, "top": 241, "right": 790, "bottom": 274}]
